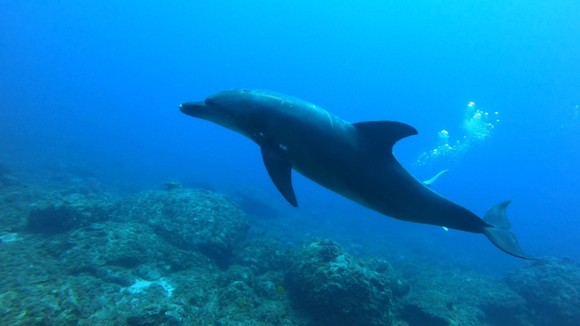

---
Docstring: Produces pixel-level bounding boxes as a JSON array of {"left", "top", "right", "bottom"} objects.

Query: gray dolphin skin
[{"left": 180, "top": 89, "right": 534, "bottom": 259}]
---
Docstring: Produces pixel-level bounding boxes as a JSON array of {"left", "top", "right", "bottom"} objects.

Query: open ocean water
[{"left": 1, "top": 1, "right": 579, "bottom": 325}]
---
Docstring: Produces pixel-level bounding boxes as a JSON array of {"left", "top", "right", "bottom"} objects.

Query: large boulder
[
  {"left": 396, "top": 260, "right": 527, "bottom": 326},
  {"left": 232, "top": 237, "right": 291, "bottom": 274},
  {"left": 27, "top": 192, "right": 117, "bottom": 234},
  {"left": 113, "top": 188, "right": 249, "bottom": 262},
  {"left": 507, "top": 257, "right": 580, "bottom": 326},
  {"left": 286, "top": 238, "right": 395, "bottom": 326},
  {"left": 45, "top": 222, "right": 212, "bottom": 279}
]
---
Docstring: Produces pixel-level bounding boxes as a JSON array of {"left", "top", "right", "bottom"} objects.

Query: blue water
[{"left": 1, "top": 0, "right": 579, "bottom": 270}]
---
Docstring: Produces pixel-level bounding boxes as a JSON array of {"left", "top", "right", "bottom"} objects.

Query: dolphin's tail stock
[{"left": 482, "top": 201, "right": 535, "bottom": 260}]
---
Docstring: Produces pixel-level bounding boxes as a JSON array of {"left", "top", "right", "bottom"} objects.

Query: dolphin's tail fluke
[{"left": 482, "top": 201, "right": 535, "bottom": 260}]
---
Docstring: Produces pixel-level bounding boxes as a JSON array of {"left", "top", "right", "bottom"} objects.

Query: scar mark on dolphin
[{"left": 324, "top": 110, "right": 334, "bottom": 129}]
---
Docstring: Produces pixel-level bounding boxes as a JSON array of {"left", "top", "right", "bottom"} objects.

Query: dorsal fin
[{"left": 353, "top": 121, "right": 418, "bottom": 158}]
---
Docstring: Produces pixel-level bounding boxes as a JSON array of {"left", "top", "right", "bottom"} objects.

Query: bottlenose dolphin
[{"left": 180, "top": 89, "right": 534, "bottom": 259}]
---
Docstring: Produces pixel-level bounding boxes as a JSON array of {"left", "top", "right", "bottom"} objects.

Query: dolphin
[{"left": 180, "top": 89, "right": 534, "bottom": 259}]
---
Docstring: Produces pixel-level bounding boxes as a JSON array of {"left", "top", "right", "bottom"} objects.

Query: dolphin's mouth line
[
  {"left": 180, "top": 102, "right": 214, "bottom": 118},
  {"left": 180, "top": 102, "right": 231, "bottom": 125}
]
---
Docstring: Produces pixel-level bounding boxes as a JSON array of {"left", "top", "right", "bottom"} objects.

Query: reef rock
[
  {"left": 398, "top": 263, "right": 527, "bottom": 326},
  {"left": 286, "top": 238, "right": 395, "bottom": 326},
  {"left": 113, "top": 188, "right": 249, "bottom": 262},
  {"left": 0, "top": 163, "right": 20, "bottom": 187},
  {"left": 27, "top": 192, "right": 117, "bottom": 234},
  {"left": 232, "top": 237, "right": 291, "bottom": 274},
  {"left": 46, "top": 222, "right": 212, "bottom": 279},
  {"left": 507, "top": 257, "right": 580, "bottom": 326}
]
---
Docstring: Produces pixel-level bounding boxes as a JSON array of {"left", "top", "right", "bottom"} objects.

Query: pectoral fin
[
  {"left": 423, "top": 169, "right": 449, "bottom": 187},
  {"left": 261, "top": 147, "right": 298, "bottom": 207}
]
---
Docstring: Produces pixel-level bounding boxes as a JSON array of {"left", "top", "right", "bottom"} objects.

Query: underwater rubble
[{"left": 1, "top": 175, "right": 579, "bottom": 325}]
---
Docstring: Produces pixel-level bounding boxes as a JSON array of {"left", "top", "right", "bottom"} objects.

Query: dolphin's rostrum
[{"left": 180, "top": 89, "right": 534, "bottom": 259}]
